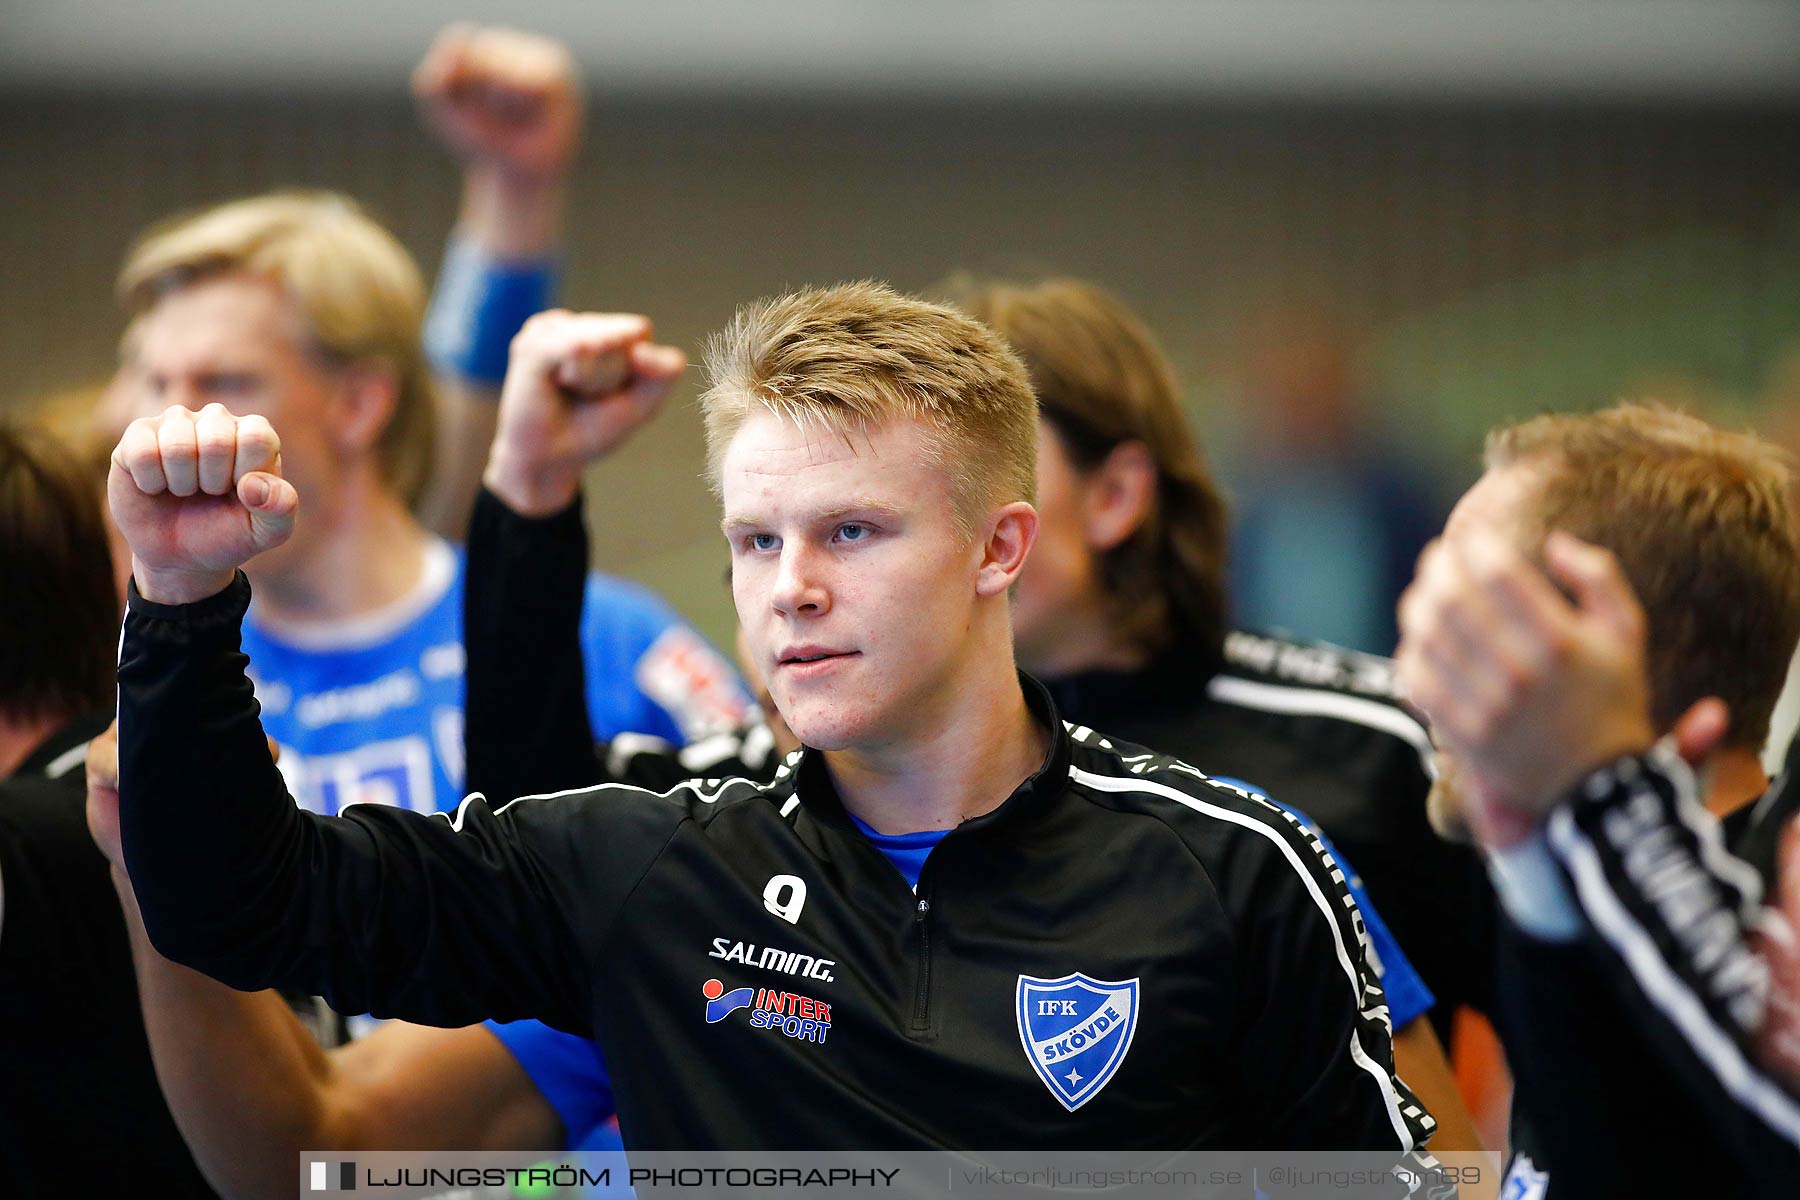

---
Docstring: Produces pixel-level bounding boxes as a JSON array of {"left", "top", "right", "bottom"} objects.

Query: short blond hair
[
  {"left": 1486, "top": 403, "right": 1800, "bottom": 750},
  {"left": 118, "top": 191, "right": 436, "bottom": 508},
  {"left": 700, "top": 281, "right": 1037, "bottom": 534}
]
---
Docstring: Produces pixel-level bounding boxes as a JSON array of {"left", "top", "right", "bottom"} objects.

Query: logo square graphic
[{"left": 306, "top": 1160, "right": 356, "bottom": 1191}]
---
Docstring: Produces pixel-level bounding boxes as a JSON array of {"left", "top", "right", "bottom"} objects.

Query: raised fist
[
  {"left": 483, "top": 310, "right": 686, "bottom": 517},
  {"left": 107, "top": 404, "right": 298, "bottom": 604},
  {"left": 414, "top": 24, "right": 584, "bottom": 184}
]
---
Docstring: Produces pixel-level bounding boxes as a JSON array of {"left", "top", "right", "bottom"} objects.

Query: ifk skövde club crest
[{"left": 1015, "top": 972, "right": 1140, "bottom": 1111}]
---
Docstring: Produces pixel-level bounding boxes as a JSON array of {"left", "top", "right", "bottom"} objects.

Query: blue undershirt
[{"left": 846, "top": 814, "right": 949, "bottom": 889}]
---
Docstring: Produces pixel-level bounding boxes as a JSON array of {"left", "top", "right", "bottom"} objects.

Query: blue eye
[
  {"left": 203, "top": 373, "right": 258, "bottom": 397},
  {"left": 748, "top": 533, "right": 778, "bottom": 552},
  {"left": 836, "top": 523, "right": 869, "bottom": 543}
]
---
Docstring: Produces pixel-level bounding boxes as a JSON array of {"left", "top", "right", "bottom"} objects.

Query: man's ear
[
  {"left": 1085, "top": 440, "right": 1157, "bottom": 552},
  {"left": 975, "top": 501, "right": 1039, "bottom": 598},
  {"left": 328, "top": 362, "right": 400, "bottom": 460},
  {"left": 1671, "top": 696, "right": 1731, "bottom": 769}
]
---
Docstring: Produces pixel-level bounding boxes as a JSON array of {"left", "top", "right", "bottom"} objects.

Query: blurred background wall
[{"left": 4, "top": 0, "right": 1799, "bottom": 651}]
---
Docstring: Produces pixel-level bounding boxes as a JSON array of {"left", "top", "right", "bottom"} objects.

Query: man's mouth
[{"left": 779, "top": 648, "right": 858, "bottom": 667}]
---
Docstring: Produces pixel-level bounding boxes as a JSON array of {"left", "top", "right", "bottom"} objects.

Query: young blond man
[{"left": 108, "top": 283, "right": 1430, "bottom": 1151}]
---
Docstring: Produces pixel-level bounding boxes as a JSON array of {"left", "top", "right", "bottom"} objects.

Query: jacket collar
[{"left": 790, "top": 673, "right": 1072, "bottom": 838}]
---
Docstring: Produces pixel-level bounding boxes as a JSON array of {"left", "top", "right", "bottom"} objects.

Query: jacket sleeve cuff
[
  {"left": 1488, "top": 827, "right": 1584, "bottom": 943},
  {"left": 124, "top": 570, "right": 252, "bottom": 625}
]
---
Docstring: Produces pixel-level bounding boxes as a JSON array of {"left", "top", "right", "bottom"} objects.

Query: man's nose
[{"left": 770, "top": 542, "right": 831, "bottom": 617}]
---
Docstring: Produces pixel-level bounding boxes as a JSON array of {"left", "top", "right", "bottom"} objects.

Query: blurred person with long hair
[
  {"left": 0, "top": 421, "right": 218, "bottom": 1198},
  {"left": 952, "top": 277, "right": 1488, "bottom": 1147}
]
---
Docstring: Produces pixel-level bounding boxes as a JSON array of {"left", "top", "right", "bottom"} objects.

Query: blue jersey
[{"left": 243, "top": 540, "right": 750, "bottom": 816}]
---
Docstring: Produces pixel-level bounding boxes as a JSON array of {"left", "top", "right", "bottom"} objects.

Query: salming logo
[{"left": 710, "top": 937, "right": 835, "bottom": 982}]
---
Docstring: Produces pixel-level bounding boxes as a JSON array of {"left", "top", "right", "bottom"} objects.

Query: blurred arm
[
  {"left": 111, "top": 867, "right": 558, "bottom": 1200},
  {"left": 88, "top": 721, "right": 563, "bottom": 1200},
  {"left": 1393, "top": 1018, "right": 1483, "bottom": 1152},
  {"left": 413, "top": 25, "right": 584, "bottom": 535},
  {"left": 463, "top": 485, "right": 599, "bottom": 802},
  {"left": 1537, "top": 751, "right": 1800, "bottom": 1154}
]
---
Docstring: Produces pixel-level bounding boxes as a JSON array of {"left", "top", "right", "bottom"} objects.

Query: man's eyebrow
[
  {"left": 721, "top": 500, "right": 901, "bottom": 535},
  {"left": 815, "top": 500, "right": 903, "bottom": 523}
]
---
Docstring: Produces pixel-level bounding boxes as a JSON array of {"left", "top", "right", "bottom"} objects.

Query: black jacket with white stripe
[
  {"left": 1497, "top": 747, "right": 1800, "bottom": 1197},
  {"left": 118, "top": 574, "right": 1433, "bottom": 1154},
  {"left": 1044, "top": 630, "right": 1496, "bottom": 1030},
  {"left": 463, "top": 490, "right": 1492, "bottom": 1041}
]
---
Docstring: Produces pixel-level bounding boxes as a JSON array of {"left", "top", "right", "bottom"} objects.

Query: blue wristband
[{"left": 423, "top": 235, "right": 559, "bottom": 388}]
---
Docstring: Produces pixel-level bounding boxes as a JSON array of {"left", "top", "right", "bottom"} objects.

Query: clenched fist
[
  {"left": 108, "top": 404, "right": 298, "bottom": 604},
  {"left": 482, "top": 310, "right": 686, "bottom": 517},
  {"left": 414, "top": 24, "right": 584, "bottom": 184}
]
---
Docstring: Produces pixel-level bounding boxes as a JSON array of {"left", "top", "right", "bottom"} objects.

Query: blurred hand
[
  {"left": 414, "top": 24, "right": 584, "bottom": 185},
  {"left": 482, "top": 311, "right": 685, "bottom": 517},
  {"left": 1423, "top": 750, "right": 1473, "bottom": 844},
  {"left": 1395, "top": 530, "right": 1655, "bottom": 847},
  {"left": 86, "top": 722, "right": 123, "bottom": 869},
  {"left": 1755, "top": 817, "right": 1800, "bottom": 1091},
  {"left": 108, "top": 404, "right": 297, "bottom": 604}
]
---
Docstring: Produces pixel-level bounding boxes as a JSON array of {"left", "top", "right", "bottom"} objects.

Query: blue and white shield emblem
[{"left": 1016, "top": 972, "right": 1140, "bottom": 1111}]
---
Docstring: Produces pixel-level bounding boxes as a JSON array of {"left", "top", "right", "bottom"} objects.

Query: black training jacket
[
  {"left": 1498, "top": 747, "right": 1800, "bottom": 1197},
  {"left": 1044, "top": 630, "right": 1496, "bottom": 1033},
  {"left": 118, "top": 575, "right": 1433, "bottom": 1154},
  {"left": 0, "top": 712, "right": 221, "bottom": 1199}
]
